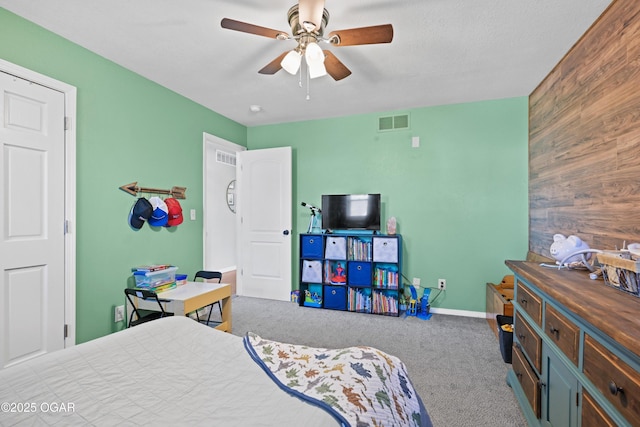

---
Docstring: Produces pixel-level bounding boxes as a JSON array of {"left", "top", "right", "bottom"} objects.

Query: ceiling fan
[{"left": 221, "top": 0, "right": 394, "bottom": 81}]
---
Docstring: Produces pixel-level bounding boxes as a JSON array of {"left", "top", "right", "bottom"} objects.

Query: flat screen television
[{"left": 321, "top": 194, "right": 381, "bottom": 231}]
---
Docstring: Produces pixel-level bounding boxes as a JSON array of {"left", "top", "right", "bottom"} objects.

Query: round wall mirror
[{"left": 226, "top": 180, "right": 236, "bottom": 213}]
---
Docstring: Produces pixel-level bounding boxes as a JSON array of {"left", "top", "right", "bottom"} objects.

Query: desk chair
[
  {"left": 193, "top": 270, "right": 223, "bottom": 325},
  {"left": 124, "top": 288, "right": 173, "bottom": 328}
]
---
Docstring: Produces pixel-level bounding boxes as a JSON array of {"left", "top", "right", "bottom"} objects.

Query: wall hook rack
[{"left": 119, "top": 181, "right": 187, "bottom": 199}]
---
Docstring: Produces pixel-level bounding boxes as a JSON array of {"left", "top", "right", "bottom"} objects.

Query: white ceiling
[{"left": 0, "top": 0, "right": 612, "bottom": 127}]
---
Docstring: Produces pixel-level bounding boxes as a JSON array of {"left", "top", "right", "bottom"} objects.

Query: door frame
[
  {"left": 202, "top": 133, "right": 245, "bottom": 272},
  {"left": 0, "top": 59, "right": 77, "bottom": 347}
]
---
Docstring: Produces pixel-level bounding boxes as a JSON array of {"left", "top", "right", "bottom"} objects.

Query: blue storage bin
[
  {"left": 301, "top": 235, "right": 324, "bottom": 259},
  {"left": 348, "top": 261, "right": 372, "bottom": 286},
  {"left": 324, "top": 285, "right": 347, "bottom": 310}
]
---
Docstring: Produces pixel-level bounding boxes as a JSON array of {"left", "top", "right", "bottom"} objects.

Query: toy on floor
[
  {"left": 407, "top": 285, "right": 418, "bottom": 316},
  {"left": 405, "top": 285, "right": 432, "bottom": 320},
  {"left": 417, "top": 288, "right": 432, "bottom": 320}
]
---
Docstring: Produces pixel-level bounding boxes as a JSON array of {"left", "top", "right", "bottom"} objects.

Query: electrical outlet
[
  {"left": 412, "top": 277, "right": 421, "bottom": 286},
  {"left": 438, "top": 279, "right": 446, "bottom": 290},
  {"left": 114, "top": 305, "right": 124, "bottom": 323}
]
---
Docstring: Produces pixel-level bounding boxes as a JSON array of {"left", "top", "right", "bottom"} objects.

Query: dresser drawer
[
  {"left": 516, "top": 281, "right": 542, "bottom": 326},
  {"left": 582, "top": 390, "right": 616, "bottom": 427},
  {"left": 515, "top": 311, "right": 542, "bottom": 372},
  {"left": 544, "top": 304, "right": 580, "bottom": 366},
  {"left": 583, "top": 334, "right": 640, "bottom": 424},
  {"left": 512, "top": 343, "right": 541, "bottom": 418}
]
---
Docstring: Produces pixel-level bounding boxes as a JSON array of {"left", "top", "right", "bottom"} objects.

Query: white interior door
[
  {"left": 237, "top": 147, "right": 292, "bottom": 301},
  {"left": 0, "top": 71, "right": 66, "bottom": 368}
]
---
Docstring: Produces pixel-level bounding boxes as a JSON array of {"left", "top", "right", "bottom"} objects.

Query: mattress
[{"left": 0, "top": 316, "right": 430, "bottom": 426}]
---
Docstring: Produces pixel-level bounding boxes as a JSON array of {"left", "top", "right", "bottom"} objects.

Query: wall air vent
[
  {"left": 378, "top": 114, "right": 410, "bottom": 132},
  {"left": 216, "top": 149, "right": 236, "bottom": 167}
]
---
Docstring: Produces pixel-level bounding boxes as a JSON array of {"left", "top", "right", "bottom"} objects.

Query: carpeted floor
[{"left": 226, "top": 295, "right": 527, "bottom": 427}]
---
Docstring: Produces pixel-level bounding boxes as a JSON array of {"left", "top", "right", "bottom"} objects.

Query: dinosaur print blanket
[{"left": 243, "top": 333, "right": 431, "bottom": 427}]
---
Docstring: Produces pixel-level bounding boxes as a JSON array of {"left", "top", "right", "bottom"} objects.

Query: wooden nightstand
[{"left": 486, "top": 275, "right": 514, "bottom": 339}]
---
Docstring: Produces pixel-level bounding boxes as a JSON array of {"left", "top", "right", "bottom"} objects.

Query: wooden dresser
[{"left": 506, "top": 261, "right": 640, "bottom": 426}]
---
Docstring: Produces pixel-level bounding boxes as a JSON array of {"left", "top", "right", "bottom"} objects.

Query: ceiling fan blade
[
  {"left": 323, "top": 51, "right": 351, "bottom": 81},
  {"left": 298, "top": 0, "right": 325, "bottom": 32},
  {"left": 258, "top": 51, "right": 289, "bottom": 75},
  {"left": 328, "top": 24, "right": 393, "bottom": 46},
  {"left": 221, "top": 18, "right": 290, "bottom": 40}
]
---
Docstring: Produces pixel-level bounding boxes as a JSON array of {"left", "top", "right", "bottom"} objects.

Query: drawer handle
[
  {"left": 518, "top": 334, "right": 526, "bottom": 341},
  {"left": 609, "top": 381, "right": 624, "bottom": 396},
  {"left": 331, "top": 290, "right": 336, "bottom": 295},
  {"left": 357, "top": 266, "right": 362, "bottom": 271},
  {"left": 549, "top": 325, "right": 560, "bottom": 336},
  {"left": 515, "top": 371, "right": 523, "bottom": 380},
  {"left": 309, "top": 239, "right": 314, "bottom": 244},
  {"left": 520, "top": 298, "right": 528, "bottom": 305}
]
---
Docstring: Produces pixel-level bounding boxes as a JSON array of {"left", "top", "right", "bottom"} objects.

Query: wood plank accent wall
[{"left": 529, "top": 0, "right": 640, "bottom": 258}]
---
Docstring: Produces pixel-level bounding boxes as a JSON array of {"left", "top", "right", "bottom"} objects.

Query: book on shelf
[
  {"left": 348, "top": 237, "right": 372, "bottom": 261},
  {"left": 374, "top": 267, "right": 399, "bottom": 289},
  {"left": 372, "top": 291, "right": 398, "bottom": 315},
  {"left": 348, "top": 287, "right": 371, "bottom": 312}
]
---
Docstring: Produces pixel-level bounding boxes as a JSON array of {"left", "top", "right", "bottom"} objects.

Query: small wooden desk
[{"left": 127, "top": 281, "right": 232, "bottom": 332}]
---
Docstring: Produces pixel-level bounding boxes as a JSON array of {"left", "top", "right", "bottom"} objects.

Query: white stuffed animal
[{"left": 549, "top": 234, "right": 591, "bottom": 264}]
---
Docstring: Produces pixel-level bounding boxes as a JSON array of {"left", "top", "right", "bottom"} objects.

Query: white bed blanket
[{"left": 0, "top": 316, "right": 338, "bottom": 426}]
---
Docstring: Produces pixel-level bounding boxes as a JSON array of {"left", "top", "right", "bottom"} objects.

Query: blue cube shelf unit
[{"left": 299, "top": 233, "right": 402, "bottom": 317}]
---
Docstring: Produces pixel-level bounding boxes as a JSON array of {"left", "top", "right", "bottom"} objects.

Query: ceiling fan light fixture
[
  {"left": 305, "top": 42, "right": 324, "bottom": 65},
  {"left": 281, "top": 49, "right": 302, "bottom": 75},
  {"left": 308, "top": 61, "right": 327, "bottom": 79},
  {"left": 305, "top": 42, "right": 327, "bottom": 79}
]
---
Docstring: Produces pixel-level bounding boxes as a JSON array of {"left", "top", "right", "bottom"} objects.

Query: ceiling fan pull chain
[{"left": 306, "top": 64, "right": 311, "bottom": 100}]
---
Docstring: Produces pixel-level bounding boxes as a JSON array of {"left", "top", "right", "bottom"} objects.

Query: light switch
[
  {"left": 190, "top": 209, "right": 196, "bottom": 220},
  {"left": 412, "top": 136, "right": 420, "bottom": 148}
]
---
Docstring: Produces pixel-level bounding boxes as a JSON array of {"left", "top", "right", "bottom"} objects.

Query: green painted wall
[
  {"left": 247, "top": 97, "right": 529, "bottom": 313},
  {"left": 0, "top": 8, "right": 247, "bottom": 343}
]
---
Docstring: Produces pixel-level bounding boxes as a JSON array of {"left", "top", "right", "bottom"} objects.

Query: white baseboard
[{"left": 429, "top": 307, "right": 486, "bottom": 318}]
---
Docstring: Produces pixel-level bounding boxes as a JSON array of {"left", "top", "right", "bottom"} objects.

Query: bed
[{"left": 0, "top": 316, "right": 431, "bottom": 426}]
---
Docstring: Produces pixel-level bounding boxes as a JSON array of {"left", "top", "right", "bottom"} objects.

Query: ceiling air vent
[{"left": 378, "top": 114, "right": 410, "bottom": 132}]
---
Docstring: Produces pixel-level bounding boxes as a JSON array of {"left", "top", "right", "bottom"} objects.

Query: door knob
[{"left": 283, "top": 230, "right": 289, "bottom": 235}]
